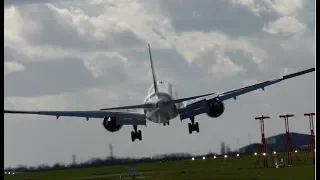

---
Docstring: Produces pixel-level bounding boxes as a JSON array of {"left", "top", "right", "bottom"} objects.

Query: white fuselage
[{"left": 143, "top": 81, "right": 182, "bottom": 123}]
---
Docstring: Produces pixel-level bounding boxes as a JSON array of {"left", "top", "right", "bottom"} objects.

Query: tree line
[{"left": 4, "top": 141, "right": 236, "bottom": 173}]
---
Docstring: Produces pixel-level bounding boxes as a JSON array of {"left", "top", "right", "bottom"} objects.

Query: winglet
[{"left": 148, "top": 44, "right": 159, "bottom": 94}]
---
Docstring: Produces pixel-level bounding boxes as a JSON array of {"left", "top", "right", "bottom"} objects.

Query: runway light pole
[
  {"left": 304, "top": 112, "right": 315, "bottom": 164},
  {"left": 254, "top": 115, "right": 270, "bottom": 168},
  {"left": 279, "top": 114, "right": 301, "bottom": 166}
]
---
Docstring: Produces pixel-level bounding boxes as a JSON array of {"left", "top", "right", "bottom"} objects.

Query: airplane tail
[{"left": 148, "top": 44, "right": 159, "bottom": 94}]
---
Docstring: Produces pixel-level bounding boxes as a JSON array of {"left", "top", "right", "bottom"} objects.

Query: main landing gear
[
  {"left": 131, "top": 125, "right": 142, "bottom": 142},
  {"left": 188, "top": 117, "right": 199, "bottom": 134},
  {"left": 163, "top": 121, "right": 170, "bottom": 126}
]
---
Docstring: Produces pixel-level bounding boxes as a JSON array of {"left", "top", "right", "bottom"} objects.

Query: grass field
[{"left": 4, "top": 152, "right": 315, "bottom": 180}]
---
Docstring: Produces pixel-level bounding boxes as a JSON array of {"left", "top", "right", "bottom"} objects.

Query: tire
[
  {"left": 195, "top": 122, "right": 199, "bottom": 133},
  {"left": 188, "top": 123, "right": 192, "bottom": 134},
  {"left": 138, "top": 130, "right": 142, "bottom": 141},
  {"left": 131, "top": 131, "right": 135, "bottom": 142}
]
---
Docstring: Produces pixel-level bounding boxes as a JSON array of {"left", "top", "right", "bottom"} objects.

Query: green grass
[{"left": 5, "top": 152, "right": 315, "bottom": 180}]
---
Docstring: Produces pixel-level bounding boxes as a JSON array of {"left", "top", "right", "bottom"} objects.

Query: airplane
[{"left": 4, "top": 44, "right": 315, "bottom": 142}]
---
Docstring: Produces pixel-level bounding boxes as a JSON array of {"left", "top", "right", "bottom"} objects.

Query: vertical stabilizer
[{"left": 148, "top": 44, "right": 159, "bottom": 94}]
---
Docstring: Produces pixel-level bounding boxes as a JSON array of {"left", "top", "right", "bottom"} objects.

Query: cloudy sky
[{"left": 4, "top": 0, "right": 315, "bottom": 167}]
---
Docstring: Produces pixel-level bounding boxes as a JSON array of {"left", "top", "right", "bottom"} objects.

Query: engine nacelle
[
  {"left": 206, "top": 99, "right": 225, "bottom": 118},
  {"left": 102, "top": 117, "right": 123, "bottom": 132}
]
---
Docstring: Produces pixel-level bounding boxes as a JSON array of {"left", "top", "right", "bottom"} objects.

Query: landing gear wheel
[
  {"left": 188, "top": 123, "right": 192, "bottom": 134},
  {"left": 138, "top": 130, "right": 142, "bottom": 141},
  {"left": 188, "top": 117, "right": 200, "bottom": 134},
  {"left": 131, "top": 131, "right": 135, "bottom": 142},
  {"left": 163, "top": 122, "right": 170, "bottom": 126},
  {"left": 131, "top": 125, "right": 142, "bottom": 142},
  {"left": 195, "top": 122, "right": 199, "bottom": 133}
]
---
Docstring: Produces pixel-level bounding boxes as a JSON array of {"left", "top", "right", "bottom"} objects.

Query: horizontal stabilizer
[{"left": 100, "top": 103, "right": 155, "bottom": 111}]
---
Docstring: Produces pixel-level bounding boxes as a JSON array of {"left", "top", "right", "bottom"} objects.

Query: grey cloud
[
  {"left": 122, "top": 48, "right": 191, "bottom": 76},
  {"left": 89, "top": 56, "right": 128, "bottom": 86},
  {"left": 120, "top": 47, "right": 219, "bottom": 95},
  {"left": 4, "top": 58, "right": 98, "bottom": 97},
  {"left": 226, "top": 50, "right": 262, "bottom": 77},
  {"left": 4, "top": 46, "right": 28, "bottom": 62},
  {"left": 121, "top": 47, "right": 264, "bottom": 97},
  {"left": 286, "top": 0, "right": 315, "bottom": 32},
  {"left": 3, "top": 47, "right": 192, "bottom": 98},
  {"left": 247, "top": 34, "right": 314, "bottom": 72},
  {"left": 4, "top": 46, "right": 16, "bottom": 62},
  {"left": 149, "top": 47, "right": 278, "bottom": 92},
  {"left": 4, "top": 0, "right": 73, "bottom": 6},
  {"left": 159, "top": 0, "right": 265, "bottom": 37},
  {"left": 18, "top": 4, "right": 144, "bottom": 51}
]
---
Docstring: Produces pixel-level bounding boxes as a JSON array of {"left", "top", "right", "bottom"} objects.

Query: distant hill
[{"left": 239, "top": 132, "right": 311, "bottom": 153}]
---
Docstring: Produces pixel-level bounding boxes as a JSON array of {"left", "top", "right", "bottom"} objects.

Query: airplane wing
[
  {"left": 4, "top": 68, "right": 314, "bottom": 123},
  {"left": 178, "top": 67, "right": 315, "bottom": 120},
  {"left": 100, "top": 68, "right": 314, "bottom": 112},
  {"left": 216, "top": 67, "right": 314, "bottom": 101},
  {"left": 3, "top": 110, "right": 147, "bottom": 125}
]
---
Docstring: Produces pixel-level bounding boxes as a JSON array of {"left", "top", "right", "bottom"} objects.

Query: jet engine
[
  {"left": 206, "top": 99, "right": 225, "bottom": 118},
  {"left": 102, "top": 117, "right": 123, "bottom": 132}
]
